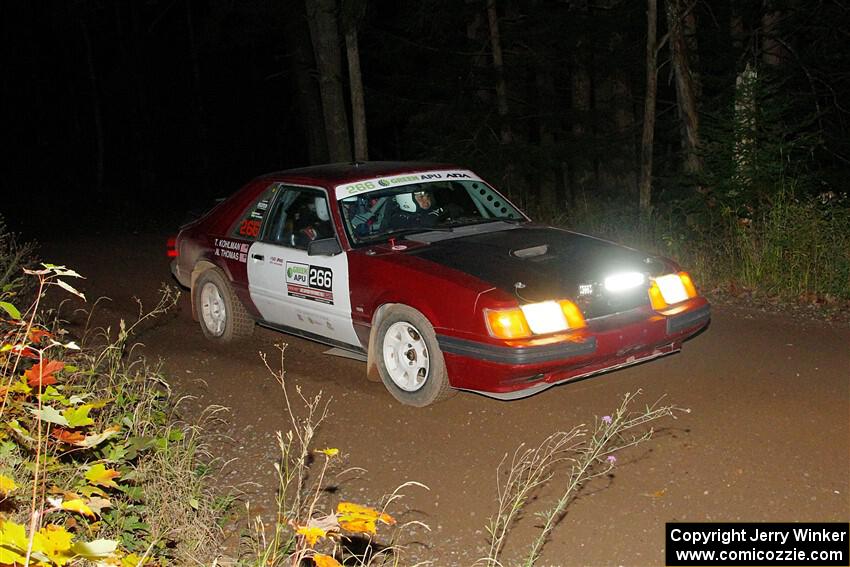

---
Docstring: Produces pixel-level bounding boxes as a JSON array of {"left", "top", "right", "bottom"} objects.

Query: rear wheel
[
  {"left": 377, "top": 305, "right": 453, "bottom": 407},
  {"left": 194, "top": 268, "right": 254, "bottom": 342}
]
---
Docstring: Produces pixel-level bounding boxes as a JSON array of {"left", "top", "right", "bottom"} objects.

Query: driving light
[
  {"left": 521, "top": 301, "right": 568, "bottom": 335},
  {"left": 649, "top": 272, "right": 698, "bottom": 309},
  {"left": 485, "top": 308, "right": 532, "bottom": 339},
  {"left": 604, "top": 271, "right": 645, "bottom": 292},
  {"left": 485, "top": 300, "right": 587, "bottom": 339}
]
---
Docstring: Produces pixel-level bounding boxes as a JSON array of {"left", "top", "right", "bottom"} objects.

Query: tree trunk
[
  {"left": 79, "top": 18, "right": 104, "bottom": 193},
  {"left": 570, "top": 41, "right": 593, "bottom": 205},
  {"left": 535, "top": 62, "right": 557, "bottom": 210},
  {"left": 639, "top": 0, "right": 658, "bottom": 216},
  {"left": 345, "top": 28, "right": 368, "bottom": 161},
  {"left": 129, "top": 3, "right": 155, "bottom": 188},
  {"left": 486, "top": 0, "right": 511, "bottom": 145},
  {"left": 666, "top": 0, "right": 702, "bottom": 176},
  {"left": 306, "top": 0, "right": 352, "bottom": 163},
  {"left": 595, "top": 32, "right": 637, "bottom": 197},
  {"left": 285, "top": 9, "right": 328, "bottom": 164},
  {"left": 734, "top": 63, "right": 758, "bottom": 189},
  {"left": 185, "top": 0, "right": 210, "bottom": 183},
  {"left": 682, "top": 1, "right": 701, "bottom": 100},
  {"left": 761, "top": 1, "right": 784, "bottom": 67},
  {"left": 730, "top": 2, "right": 745, "bottom": 69}
]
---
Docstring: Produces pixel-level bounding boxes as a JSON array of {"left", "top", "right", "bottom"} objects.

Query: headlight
[
  {"left": 649, "top": 272, "right": 698, "bottom": 309},
  {"left": 485, "top": 300, "right": 586, "bottom": 339},
  {"left": 604, "top": 271, "right": 645, "bottom": 292}
]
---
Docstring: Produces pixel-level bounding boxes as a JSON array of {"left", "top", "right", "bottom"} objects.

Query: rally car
[{"left": 170, "top": 162, "right": 710, "bottom": 406}]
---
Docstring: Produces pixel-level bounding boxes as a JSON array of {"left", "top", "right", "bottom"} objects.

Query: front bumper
[{"left": 438, "top": 298, "right": 710, "bottom": 399}]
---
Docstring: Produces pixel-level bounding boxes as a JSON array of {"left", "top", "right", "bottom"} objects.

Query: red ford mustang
[{"left": 170, "top": 162, "right": 710, "bottom": 406}]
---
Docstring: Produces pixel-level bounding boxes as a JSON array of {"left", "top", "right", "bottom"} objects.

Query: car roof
[{"left": 256, "top": 161, "right": 463, "bottom": 187}]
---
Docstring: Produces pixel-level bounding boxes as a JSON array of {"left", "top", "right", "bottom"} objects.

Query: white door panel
[{"left": 247, "top": 241, "right": 360, "bottom": 348}]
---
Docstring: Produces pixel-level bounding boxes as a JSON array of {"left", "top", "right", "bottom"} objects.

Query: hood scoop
[{"left": 512, "top": 244, "right": 550, "bottom": 260}]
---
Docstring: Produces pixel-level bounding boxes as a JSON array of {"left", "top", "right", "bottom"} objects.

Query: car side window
[
  {"left": 231, "top": 182, "right": 280, "bottom": 240},
  {"left": 264, "top": 187, "right": 334, "bottom": 250}
]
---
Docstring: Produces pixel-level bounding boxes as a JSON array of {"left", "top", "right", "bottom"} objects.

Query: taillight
[{"left": 167, "top": 236, "right": 178, "bottom": 258}]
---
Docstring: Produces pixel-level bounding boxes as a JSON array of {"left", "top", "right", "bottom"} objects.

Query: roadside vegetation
[
  {"left": 538, "top": 186, "right": 850, "bottom": 305},
  {"left": 0, "top": 221, "right": 221, "bottom": 565}
]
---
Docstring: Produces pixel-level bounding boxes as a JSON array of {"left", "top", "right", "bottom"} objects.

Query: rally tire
[
  {"left": 194, "top": 268, "right": 254, "bottom": 342},
  {"left": 376, "top": 305, "right": 454, "bottom": 407}
]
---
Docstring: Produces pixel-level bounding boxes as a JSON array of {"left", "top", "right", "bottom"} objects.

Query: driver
[{"left": 389, "top": 189, "right": 443, "bottom": 229}]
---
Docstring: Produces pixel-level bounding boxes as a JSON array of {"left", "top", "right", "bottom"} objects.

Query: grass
[
  {"left": 477, "top": 391, "right": 686, "bottom": 566},
  {"left": 238, "top": 345, "right": 428, "bottom": 567},
  {"left": 0, "top": 265, "right": 223, "bottom": 565}
]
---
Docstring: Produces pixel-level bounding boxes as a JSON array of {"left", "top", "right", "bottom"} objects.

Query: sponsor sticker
[
  {"left": 214, "top": 238, "right": 249, "bottom": 262},
  {"left": 334, "top": 170, "right": 481, "bottom": 199},
  {"left": 286, "top": 262, "right": 334, "bottom": 304}
]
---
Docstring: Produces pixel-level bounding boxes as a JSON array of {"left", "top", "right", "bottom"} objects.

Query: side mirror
[{"left": 307, "top": 237, "right": 342, "bottom": 256}]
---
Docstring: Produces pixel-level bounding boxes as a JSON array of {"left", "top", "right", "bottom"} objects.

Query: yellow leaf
[
  {"left": 313, "top": 553, "right": 343, "bottom": 567},
  {"left": 33, "top": 524, "right": 74, "bottom": 566},
  {"left": 336, "top": 502, "right": 395, "bottom": 535},
  {"left": 62, "top": 498, "right": 96, "bottom": 517},
  {"left": 85, "top": 463, "right": 121, "bottom": 489},
  {"left": 0, "top": 474, "right": 18, "bottom": 497},
  {"left": 316, "top": 447, "right": 339, "bottom": 457},
  {"left": 336, "top": 516, "right": 377, "bottom": 535},
  {"left": 295, "top": 525, "right": 327, "bottom": 546},
  {"left": 0, "top": 519, "right": 29, "bottom": 564},
  {"left": 122, "top": 553, "right": 150, "bottom": 566}
]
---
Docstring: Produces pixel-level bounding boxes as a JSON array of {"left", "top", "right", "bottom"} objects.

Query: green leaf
[
  {"left": 102, "top": 442, "right": 128, "bottom": 462},
  {"left": 40, "top": 386, "right": 68, "bottom": 405},
  {"left": 189, "top": 497, "right": 200, "bottom": 510},
  {"left": 0, "top": 301, "right": 20, "bottom": 319},
  {"left": 55, "top": 279, "right": 86, "bottom": 301},
  {"left": 62, "top": 404, "right": 95, "bottom": 428},
  {"left": 68, "top": 393, "right": 92, "bottom": 405},
  {"left": 30, "top": 406, "right": 70, "bottom": 427}
]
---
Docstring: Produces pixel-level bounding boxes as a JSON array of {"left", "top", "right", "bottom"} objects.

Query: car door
[{"left": 246, "top": 185, "right": 360, "bottom": 349}]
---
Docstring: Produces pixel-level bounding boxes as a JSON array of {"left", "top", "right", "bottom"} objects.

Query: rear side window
[{"left": 231, "top": 182, "right": 281, "bottom": 240}]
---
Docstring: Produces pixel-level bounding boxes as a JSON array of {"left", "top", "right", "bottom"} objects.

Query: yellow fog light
[
  {"left": 485, "top": 308, "right": 532, "bottom": 339},
  {"left": 649, "top": 272, "right": 698, "bottom": 309},
  {"left": 559, "top": 300, "right": 587, "bottom": 329}
]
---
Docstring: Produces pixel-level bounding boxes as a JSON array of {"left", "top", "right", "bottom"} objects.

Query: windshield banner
[{"left": 334, "top": 170, "right": 482, "bottom": 200}]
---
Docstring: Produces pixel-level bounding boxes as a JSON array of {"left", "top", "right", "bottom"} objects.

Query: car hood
[{"left": 407, "top": 225, "right": 671, "bottom": 317}]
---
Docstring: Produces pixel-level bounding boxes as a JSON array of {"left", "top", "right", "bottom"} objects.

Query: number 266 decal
[{"left": 309, "top": 266, "right": 333, "bottom": 290}]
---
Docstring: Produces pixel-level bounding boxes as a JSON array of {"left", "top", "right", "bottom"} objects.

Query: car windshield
[{"left": 339, "top": 179, "right": 525, "bottom": 245}]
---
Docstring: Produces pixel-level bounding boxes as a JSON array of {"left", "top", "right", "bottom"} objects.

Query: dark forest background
[{"left": 4, "top": 0, "right": 850, "bottom": 297}]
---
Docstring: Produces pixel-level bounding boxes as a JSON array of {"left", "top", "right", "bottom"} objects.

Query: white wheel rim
[
  {"left": 382, "top": 321, "right": 429, "bottom": 392},
  {"left": 200, "top": 282, "right": 226, "bottom": 336}
]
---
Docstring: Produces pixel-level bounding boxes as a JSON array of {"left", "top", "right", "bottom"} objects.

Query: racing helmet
[
  {"left": 395, "top": 192, "right": 417, "bottom": 212},
  {"left": 314, "top": 197, "right": 330, "bottom": 221}
]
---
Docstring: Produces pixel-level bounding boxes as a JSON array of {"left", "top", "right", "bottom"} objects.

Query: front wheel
[
  {"left": 376, "top": 305, "right": 453, "bottom": 407},
  {"left": 194, "top": 268, "right": 254, "bottom": 342}
]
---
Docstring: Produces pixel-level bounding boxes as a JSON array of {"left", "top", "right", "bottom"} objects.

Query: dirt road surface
[{"left": 42, "top": 229, "right": 849, "bottom": 566}]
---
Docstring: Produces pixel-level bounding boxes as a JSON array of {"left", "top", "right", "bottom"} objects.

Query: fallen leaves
[
  {"left": 24, "top": 359, "right": 65, "bottom": 387},
  {"left": 336, "top": 501, "right": 395, "bottom": 535},
  {"left": 85, "top": 463, "right": 121, "bottom": 489}
]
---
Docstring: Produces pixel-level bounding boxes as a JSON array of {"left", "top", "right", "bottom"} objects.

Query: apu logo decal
[{"left": 285, "top": 262, "right": 334, "bottom": 304}]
